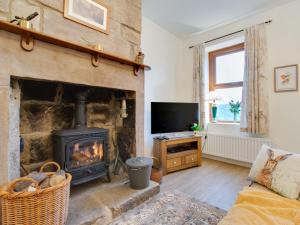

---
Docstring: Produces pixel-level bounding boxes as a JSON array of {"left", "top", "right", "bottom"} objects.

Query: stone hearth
[
  {"left": 67, "top": 176, "right": 160, "bottom": 225},
  {"left": 0, "top": 0, "right": 145, "bottom": 185}
]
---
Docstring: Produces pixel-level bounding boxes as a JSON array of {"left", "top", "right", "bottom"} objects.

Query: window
[{"left": 209, "top": 43, "right": 244, "bottom": 122}]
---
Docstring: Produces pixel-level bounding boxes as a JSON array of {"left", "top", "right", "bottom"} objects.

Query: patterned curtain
[
  {"left": 193, "top": 44, "right": 205, "bottom": 128},
  {"left": 240, "top": 24, "right": 268, "bottom": 135}
]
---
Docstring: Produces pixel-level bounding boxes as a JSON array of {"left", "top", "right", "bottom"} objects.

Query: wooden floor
[{"left": 160, "top": 158, "right": 250, "bottom": 211}]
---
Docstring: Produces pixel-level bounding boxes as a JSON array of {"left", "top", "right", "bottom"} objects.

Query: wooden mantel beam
[{"left": 0, "top": 20, "right": 151, "bottom": 76}]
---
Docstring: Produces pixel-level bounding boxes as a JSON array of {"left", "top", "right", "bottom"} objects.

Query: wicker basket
[{"left": 0, "top": 162, "right": 72, "bottom": 225}]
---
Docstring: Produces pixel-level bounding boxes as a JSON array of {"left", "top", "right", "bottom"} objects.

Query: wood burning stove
[{"left": 53, "top": 91, "right": 110, "bottom": 186}]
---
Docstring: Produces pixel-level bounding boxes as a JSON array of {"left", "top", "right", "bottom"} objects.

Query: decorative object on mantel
[
  {"left": 135, "top": 51, "right": 145, "bottom": 64},
  {"left": 81, "top": 37, "right": 105, "bottom": 66},
  {"left": 81, "top": 36, "right": 104, "bottom": 52},
  {"left": 10, "top": 12, "right": 39, "bottom": 51},
  {"left": 133, "top": 51, "right": 145, "bottom": 75},
  {"left": 64, "top": 0, "right": 110, "bottom": 34},
  {"left": 0, "top": 161, "right": 72, "bottom": 225},
  {"left": 207, "top": 91, "right": 223, "bottom": 123},
  {"left": 10, "top": 12, "right": 39, "bottom": 29},
  {"left": 93, "top": 43, "right": 104, "bottom": 51},
  {"left": 0, "top": 20, "right": 151, "bottom": 75},
  {"left": 120, "top": 98, "right": 128, "bottom": 118},
  {"left": 90, "top": 43, "right": 104, "bottom": 67},
  {"left": 274, "top": 64, "right": 298, "bottom": 93}
]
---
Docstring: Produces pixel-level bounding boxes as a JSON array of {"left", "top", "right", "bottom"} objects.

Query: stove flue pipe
[{"left": 75, "top": 90, "right": 90, "bottom": 129}]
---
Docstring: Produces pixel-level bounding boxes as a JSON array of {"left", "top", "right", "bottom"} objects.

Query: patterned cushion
[{"left": 249, "top": 145, "right": 300, "bottom": 199}]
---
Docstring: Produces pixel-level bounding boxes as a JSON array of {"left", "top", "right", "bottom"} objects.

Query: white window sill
[
  {"left": 206, "top": 122, "right": 240, "bottom": 136},
  {"left": 209, "top": 122, "right": 240, "bottom": 125},
  {"left": 204, "top": 122, "right": 267, "bottom": 139}
]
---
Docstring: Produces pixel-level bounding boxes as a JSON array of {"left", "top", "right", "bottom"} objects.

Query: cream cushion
[{"left": 249, "top": 145, "right": 300, "bottom": 199}]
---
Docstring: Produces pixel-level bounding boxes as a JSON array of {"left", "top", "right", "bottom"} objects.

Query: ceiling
[{"left": 142, "top": 0, "right": 295, "bottom": 37}]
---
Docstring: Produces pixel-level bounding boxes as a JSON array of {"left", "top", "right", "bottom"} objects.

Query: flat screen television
[{"left": 151, "top": 102, "right": 199, "bottom": 134}]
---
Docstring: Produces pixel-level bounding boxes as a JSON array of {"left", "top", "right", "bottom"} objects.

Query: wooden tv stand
[{"left": 153, "top": 136, "right": 202, "bottom": 175}]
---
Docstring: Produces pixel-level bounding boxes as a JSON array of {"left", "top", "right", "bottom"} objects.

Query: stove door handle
[{"left": 129, "top": 168, "right": 143, "bottom": 171}]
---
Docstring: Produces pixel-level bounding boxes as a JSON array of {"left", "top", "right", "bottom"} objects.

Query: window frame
[
  {"left": 208, "top": 43, "right": 244, "bottom": 92},
  {"left": 208, "top": 43, "right": 245, "bottom": 123}
]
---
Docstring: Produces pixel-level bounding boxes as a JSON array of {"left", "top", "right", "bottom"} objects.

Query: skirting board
[{"left": 202, "top": 153, "right": 252, "bottom": 168}]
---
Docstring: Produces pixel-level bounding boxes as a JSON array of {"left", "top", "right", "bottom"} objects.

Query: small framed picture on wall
[
  {"left": 274, "top": 64, "right": 298, "bottom": 92},
  {"left": 64, "top": 0, "right": 110, "bottom": 34}
]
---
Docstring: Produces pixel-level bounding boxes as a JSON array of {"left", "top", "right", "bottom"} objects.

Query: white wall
[
  {"left": 181, "top": 0, "right": 300, "bottom": 153},
  {"left": 141, "top": 17, "right": 188, "bottom": 155}
]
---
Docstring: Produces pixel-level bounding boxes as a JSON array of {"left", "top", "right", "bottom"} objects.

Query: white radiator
[{"left": 203, "top": 133, "right": 273, "bottom": 163}]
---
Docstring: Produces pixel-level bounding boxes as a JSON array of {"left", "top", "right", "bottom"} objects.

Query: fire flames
[
  {"left": 71, "top": 142, "right": 104, "bottom": 167},
  {"left": 92, "top": 142, "right": 103, "bottom": 159}
]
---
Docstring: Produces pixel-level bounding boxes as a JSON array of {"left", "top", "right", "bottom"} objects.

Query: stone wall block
[
  {"left": 35, "top": 0, "right": 63, "bottom": 12},
  {"left": 21, "top": 102, "right": 74, "bottom": 133},
  {"left": 0, "top": 13, "right": 8, "bottom": 21},
  {"left": 20, "top": 101, "right": 55, "bottom": 133},
  {"left": 121, "top": 24, "right": 140, "bottom": 46},
  {"left": 111, "top": 0, "right": 141, "bottom": 32},
  {"left": 105, "top": 126, "right": 116, "bottom": 161},
  {"left": 128, "top": 0, "right": 141, "bottom": 9},
  {"left": 21, "top": 133, "right": 52, "bottom": 164},
  {"left": 87, "top": 88, "right": 113, "bottom": 104},
  {"left": 117, "top": 127, "right": 135, "bottom": 161},
  {"left": 87, "top": 103, "right": 113, "bottom": 126},
  {"left": 110, "top": 35, "right": 136, "bottom": 59},
  {"left": 123, "top": 99, "right": 135, "bottom": 128},
  {"left": 52, "top": 104, "right": 74, "bottom": 130},
  {"left": 108, "top": 18, "right": 121, "bottom": 37},
  {"left": 0, "top": 0, "right": 10, "bottom": 13},
  {"left": 11, "top": 0, "right": 41, "bottom": 31}
]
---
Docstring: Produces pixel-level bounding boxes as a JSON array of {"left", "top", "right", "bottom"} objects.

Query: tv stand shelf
[{"left": 153, "top": 136, "right": 202, "bottom": 175}]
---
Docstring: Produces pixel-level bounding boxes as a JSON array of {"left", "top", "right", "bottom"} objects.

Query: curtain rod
[{"left": 188, "top": 20, "right": 272, "bottom": 49}]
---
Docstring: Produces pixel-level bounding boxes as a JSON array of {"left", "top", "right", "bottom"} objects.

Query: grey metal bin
[{"left": 126, "top": 157, "right": 153, "bottom": 189}]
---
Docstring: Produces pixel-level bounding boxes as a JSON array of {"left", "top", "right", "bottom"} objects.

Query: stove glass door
[{"left": 67, "top": 138, "right": 104, "bottom": 169}]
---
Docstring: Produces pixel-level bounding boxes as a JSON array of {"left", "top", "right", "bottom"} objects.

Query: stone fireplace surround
[
  {"left": 18, "top": 79, "right": 135, "bottom": 180},
  {"left": 0, "top": 30, "right": 145, "bottom": 186}
]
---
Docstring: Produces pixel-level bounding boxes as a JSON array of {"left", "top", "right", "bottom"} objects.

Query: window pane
[
  {"left": 215, "top": 87, "right": 242, "bottom": 122},
  {"left": 216, "top": 51, "right": 244, "bottom": 84}
]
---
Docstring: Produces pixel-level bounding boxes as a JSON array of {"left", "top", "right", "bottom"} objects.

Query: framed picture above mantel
[
  {"left": 64, "top": 0, "right": 110, "bottom": 34},
  {"left": 274, "top": 64, "right": 298, "bottom": 93}
]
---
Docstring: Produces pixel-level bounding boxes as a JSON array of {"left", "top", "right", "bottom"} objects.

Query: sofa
[{"left": 219, "top": 182, "right": 300, "bottom": 225}]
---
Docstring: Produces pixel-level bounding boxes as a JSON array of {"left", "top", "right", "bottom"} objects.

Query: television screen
[{"left": 151, "top": 102, "right": 199, "bottom": 134}]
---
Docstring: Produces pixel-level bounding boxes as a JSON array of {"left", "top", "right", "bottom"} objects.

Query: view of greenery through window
[{"left": 216, "top": 87, "right": 243, "bottom": 122}]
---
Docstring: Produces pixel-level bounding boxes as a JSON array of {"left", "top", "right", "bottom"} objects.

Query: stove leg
[
  {"left": 105, "top": 165, "right": 111, "bottom": 183},
  {"left": 107, "top": 171, "right": 111, "bottom": 182}
]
